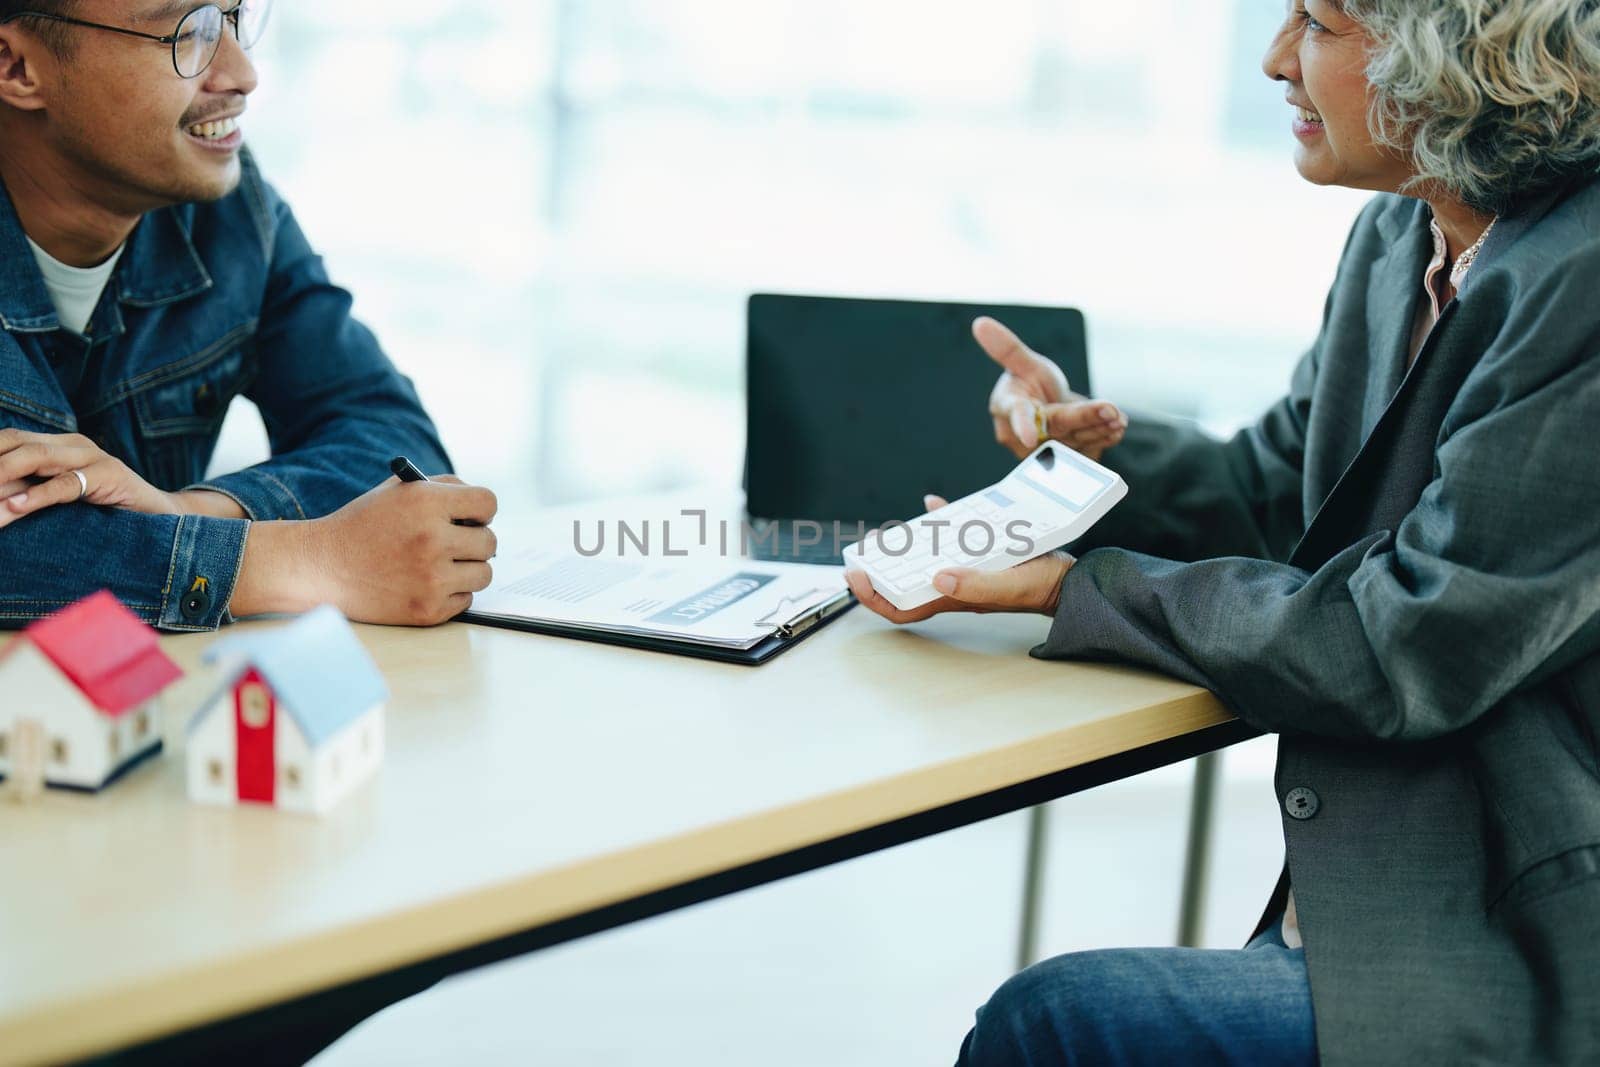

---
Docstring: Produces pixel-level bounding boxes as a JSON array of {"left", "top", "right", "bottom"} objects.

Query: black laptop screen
[{"left": 745, "top": 294, "right": 1089, "bottom": 526}]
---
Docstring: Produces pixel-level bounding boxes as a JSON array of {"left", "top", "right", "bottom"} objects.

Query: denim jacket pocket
[
  {"left": 0, "top": 391, "right": 75, "bottom": 434},
  {"left": 131, "top": 342, "right": 257, "bottom": 490}
]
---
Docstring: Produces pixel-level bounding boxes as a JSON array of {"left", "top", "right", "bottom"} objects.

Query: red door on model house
[{"left": 234, "top": 669, "right": 276, "bottom": 804}]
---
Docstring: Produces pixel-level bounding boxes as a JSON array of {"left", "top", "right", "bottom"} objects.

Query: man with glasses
[{"left": 0, "top": 0, "right": 498, "bottom": 633}]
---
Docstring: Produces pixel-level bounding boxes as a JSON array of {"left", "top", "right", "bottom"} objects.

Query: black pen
[
  {"left": 391, "top": 455, "right": 487, "bottom": 529},
  {"left": 390, "top": 456, "right": 430, "bottom": 483}
]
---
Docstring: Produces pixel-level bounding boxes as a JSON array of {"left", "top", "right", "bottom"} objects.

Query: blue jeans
[{"left": 955, "top": 923, "right": 1317, "bottom": 1066}]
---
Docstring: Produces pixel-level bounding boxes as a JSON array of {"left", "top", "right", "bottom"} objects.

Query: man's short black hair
[
  {"left": 0, "top": 0, "right": 72, "bottom": 17},
  {"left": 0, "top": 1, "right": 76, "bottom": 57}
]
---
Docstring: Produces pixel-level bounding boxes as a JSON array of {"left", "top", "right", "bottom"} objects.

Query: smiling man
[{"left": 0, "top": 0, "right": 497, "bottom": 632}]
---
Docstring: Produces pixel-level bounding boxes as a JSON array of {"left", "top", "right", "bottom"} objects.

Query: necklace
[{"left": 1450, "top": 216, "right": 1498, "bottom": 287}]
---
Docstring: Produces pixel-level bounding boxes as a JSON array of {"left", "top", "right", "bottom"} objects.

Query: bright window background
[
  {"left": 226, "top": 0, "right": 1369, "bottom": 505},
  {"left": 225, "top": 2, "right": 1376, "bottom": 1063}
]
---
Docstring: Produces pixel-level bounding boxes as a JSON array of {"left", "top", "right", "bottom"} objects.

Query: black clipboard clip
[{"left": 755, "top": 587, "right": 857, "bottom": 639}]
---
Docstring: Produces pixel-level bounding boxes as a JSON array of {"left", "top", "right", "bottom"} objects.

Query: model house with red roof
[
  {"left": 0, "top": 591, "right": 183, "bottom": 794},
  {"left": 187, "top": 606, "right": 387, "bottom": 816}
]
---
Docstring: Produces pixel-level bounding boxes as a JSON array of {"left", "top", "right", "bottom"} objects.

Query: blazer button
[{"left": 1285, "top": 787, "right": 1320, "bottom": 821}]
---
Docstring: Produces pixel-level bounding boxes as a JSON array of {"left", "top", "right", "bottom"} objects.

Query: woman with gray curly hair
[{"left": 848, "top": 1, "right": 1600, "bottom": 1063}]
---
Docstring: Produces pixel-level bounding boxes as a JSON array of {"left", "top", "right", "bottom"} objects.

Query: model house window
[
  {"left": 285, "top": 765, "right": 302, "bottom": 789},
  {"left": 135, "top": 710, "right": 151, "bottom": 739},
  {"left": 207, "top": 759, "right": 225, "bottom": 786},
  {"left": 240, "top": 683, "right": 270, "bottom": 729},
  {"left": 109, "top": 730, "right": 122, "bottom": 760},
  {"left": 0, "top": 732, "right": 8, "bottom": 758},
  {"left": 51, "top": 738, "right": 68, "bottom": 764}
]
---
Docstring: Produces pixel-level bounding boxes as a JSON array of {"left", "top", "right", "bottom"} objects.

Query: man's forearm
[
  {"left": 226, "top": 479, "right": 498, "bottom": 628},
  {"left": 228, "top": 520, "right": 320, "bottom": 618}
]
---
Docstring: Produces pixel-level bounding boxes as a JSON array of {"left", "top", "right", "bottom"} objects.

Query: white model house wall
[
  {"left": 188, "top": 691, "right": 311, "bottom": 815},
  {"left": 187, "top": 694, "right": 239, "bottom": 809},
  {"left": 310, "top": 707, "right": 384, "bottom": 815},
  {"left": 188, "top": 691, "right": 384, "bottom": 816},
  {"left": 0, "top": 644, "right": 160, "bottom": 790}
]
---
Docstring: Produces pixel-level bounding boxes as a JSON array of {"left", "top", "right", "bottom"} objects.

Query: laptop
[{"left": 743, "top": 293, "right": 1091, "bottom": 564}]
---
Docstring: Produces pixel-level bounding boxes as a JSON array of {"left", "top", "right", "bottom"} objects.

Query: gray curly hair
[{"left": 1338, "top": 0, "right": 1600, "bottom": 214}]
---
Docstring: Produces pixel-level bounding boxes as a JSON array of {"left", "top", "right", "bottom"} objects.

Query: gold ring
[
  {"left": 71, "top": 469, "right": 88, "bottom": 501},
  {"left": 1034, "top": 403, "right": 1049, "bottom": 444}
]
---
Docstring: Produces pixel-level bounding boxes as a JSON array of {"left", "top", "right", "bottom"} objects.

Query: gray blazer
[{"left": 1035, "top": 174, "right": 1600, "bottom": 1064}]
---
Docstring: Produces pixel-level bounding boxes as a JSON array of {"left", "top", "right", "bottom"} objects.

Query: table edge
[{"left": 3, "top": 690, "right": 1234, "bottom": 1065}]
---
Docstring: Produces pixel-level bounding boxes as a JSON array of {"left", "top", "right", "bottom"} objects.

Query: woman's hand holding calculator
[
  {"left": 845, "top": 432, "right": 1128, "bottom": 620},
  {"left": 978, "top": 317, "right": 1129, "bottom": 462},
  {"left": 846, "top": 319, "right": 1133, "bottom": 623},
  {"left": 845, "top": 495, "right": 1077, "bottom": 624}
]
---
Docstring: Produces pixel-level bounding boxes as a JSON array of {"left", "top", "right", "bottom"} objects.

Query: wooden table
[{"left": 0, "top": 521, "right": 1245, "bottom": 1066}]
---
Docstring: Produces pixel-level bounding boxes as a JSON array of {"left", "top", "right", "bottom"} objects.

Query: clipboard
[{"left": 461, "top": 589, "right": 857, "bottom": 666}]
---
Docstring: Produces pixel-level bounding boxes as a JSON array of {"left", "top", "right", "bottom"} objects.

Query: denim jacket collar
[
  {"left": 0, "top": 179, "right": 59, "bottom": 333},
  {"left": 115, "top": 204, "right": 214, "bottom": 308},
  {"left": 0, "top": 176, "right": 213, "bottom": 335}
]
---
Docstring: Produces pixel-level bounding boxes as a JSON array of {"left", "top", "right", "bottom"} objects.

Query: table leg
[
  {"left": 1015, "top": 802, "right": 1050, "bottom": 970},
  {"left": 1176, "top": 751, "right": 1220, "bottom": 947}
]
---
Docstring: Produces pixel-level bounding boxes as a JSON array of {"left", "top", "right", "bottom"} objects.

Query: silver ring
[{"left": 71, "top": 469, "right": 88, "bottom": 501}]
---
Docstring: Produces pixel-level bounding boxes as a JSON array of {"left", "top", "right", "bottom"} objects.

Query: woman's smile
[{"left": 1288, "top": 96, "right": 1326, "bottom": 140}]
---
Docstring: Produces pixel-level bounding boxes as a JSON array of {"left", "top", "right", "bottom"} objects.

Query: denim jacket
[{"left": 0, "top": 149, "right": 451, "bottom": 631}]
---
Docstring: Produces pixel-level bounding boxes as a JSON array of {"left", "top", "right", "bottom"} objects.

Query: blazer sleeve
[
  {"left": 1072, "top": 345, "right": 1314, "bottom": 564},
  {"left": 1033, "top": 259, "right": 1600, "bottom": 744}
]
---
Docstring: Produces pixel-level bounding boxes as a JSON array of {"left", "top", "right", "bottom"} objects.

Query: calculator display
[
  {"left": 1011, "top": 445, "right": 1115, "bottom": 513},
  {"left": 847, "top": 440, "right": 1128, "bottom": 612}
]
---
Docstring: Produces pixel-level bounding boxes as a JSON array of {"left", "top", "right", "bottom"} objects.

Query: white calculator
[{"left": 844, "top": 441, "right": 1128, "bottom": 611}]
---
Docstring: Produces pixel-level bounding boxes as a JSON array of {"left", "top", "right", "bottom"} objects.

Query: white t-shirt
[{"left": 27, "top": 236, "right": 125, "bottom": 336}]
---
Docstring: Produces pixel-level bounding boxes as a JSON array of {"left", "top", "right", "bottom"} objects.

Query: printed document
[{"left": 467, "top": 550, "right": 850, "bottom": 650}]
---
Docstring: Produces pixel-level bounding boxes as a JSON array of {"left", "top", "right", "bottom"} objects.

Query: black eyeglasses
[{"left": 0, "top": 0, "right": 273, "bottom": 79}]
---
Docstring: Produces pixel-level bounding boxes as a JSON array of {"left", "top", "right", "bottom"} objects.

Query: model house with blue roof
[{"left": 186, "top": 606, "right": 388, "bottom": 816}]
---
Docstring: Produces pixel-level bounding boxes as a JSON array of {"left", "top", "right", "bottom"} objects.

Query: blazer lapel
[
  {"left": 1368, "top": 201, "right": 1433, "bottom": 412},
  {"left": 1289, "top": 203, "right": 1433, "bottom": 569},
  {"left": 1287, "top": 177, "right": 1592, "bottom": 571}
]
